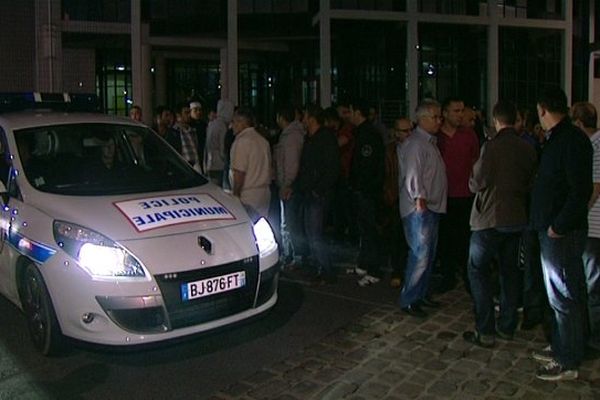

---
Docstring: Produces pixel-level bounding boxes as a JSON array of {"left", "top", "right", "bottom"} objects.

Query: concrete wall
[
  {"left": 0, "top": 2, "right": 36, "bottom": 91},
  {"left": 62, "top": 48, "right": 96, "bottom": 93}
]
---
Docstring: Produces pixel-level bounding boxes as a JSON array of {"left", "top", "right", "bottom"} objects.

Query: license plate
[{"left": 181, "top": 271, "right": 246, "bottom": 301}]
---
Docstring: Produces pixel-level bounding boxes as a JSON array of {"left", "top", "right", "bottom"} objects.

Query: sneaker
[
  {"left": 345, "top": 266, "right": 367, "bottom": 276},
  {"left": 536, "top": 359, "right": 578, "bottom": 381},
  {"left": 532, "top": 344, "right": 553, "bottom": 363},
  {"left": 357, "top": 274, "right": 380, "bottom": 287}
]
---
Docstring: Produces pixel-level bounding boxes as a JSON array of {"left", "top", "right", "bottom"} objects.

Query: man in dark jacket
[
  {"left": 530, "top": 87, "right": 593, "bottom": 381},
  {"left": 294, "top": 105, "right": 340, "bottom": 284},
  {"left": 462, "top": 101, "right": 537, "bottom": 348},
  {"left": 349, "top": 100, "right": 385, "bottom": 286}
]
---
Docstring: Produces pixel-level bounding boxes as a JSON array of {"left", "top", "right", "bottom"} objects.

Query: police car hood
[{"left": 26, "top": 186, "right": 250, "bottom": 241}]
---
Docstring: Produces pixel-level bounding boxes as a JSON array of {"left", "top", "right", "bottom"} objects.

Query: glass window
[
  {"left": 418, "top": 23, "right": 488, "bottom": 110},
  {"left": 15, "top": 124, "right": 206, "bottom": 196},
  {"left": 499, "top": 27, "right": 562, "bottom": 111}
]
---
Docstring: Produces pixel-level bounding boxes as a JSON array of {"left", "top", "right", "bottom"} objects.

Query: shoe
[
  {"left": 536, "top": 359, "right": 578, "bottom": 381},
  {"left": 462, "top": 331, "right": 495, "bottom": 348},
  {"left": 390, "top": 277, "right": 402, "bottom": 288},
  {"left": 495, "top": 329, "right": 513, "bottom": 341},
  {"left": 346, "top": 266, "right": 367, "bottom": 276},
  {"left": 401, "top": 304, "right": 428, "bottom": 318},
  {"left": 532, "top": 344, "right": 553, "bottom": 363},
  {"left": 357, "top": 275, "right": 380, "bottom": 287},
  {"left": 419, "top": 296, "right": 441, "bottom": 309}
]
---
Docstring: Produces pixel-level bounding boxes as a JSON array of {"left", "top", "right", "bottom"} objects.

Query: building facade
[{"left": 0, "top": 0, "right": 598, "bottom": 126}]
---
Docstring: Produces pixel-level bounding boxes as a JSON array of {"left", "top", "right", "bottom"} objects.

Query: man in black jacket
[
  {"left": 530, "top": 87, "right": 593, "bottom": 381},
  {"left": 294, "top": 105, "right": 340, "bottom": 284},
  {"left": 349, "top": 100, "right": 385, "bottom": 286}
]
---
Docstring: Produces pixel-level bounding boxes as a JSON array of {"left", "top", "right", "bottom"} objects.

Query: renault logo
[{"left": 198, "top": 236, "right": 213, "bottom": 254}]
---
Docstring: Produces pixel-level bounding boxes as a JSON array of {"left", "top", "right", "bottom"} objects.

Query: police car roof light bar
[{"left": 0, "top": 92, "right": 99, "bottom": 113}]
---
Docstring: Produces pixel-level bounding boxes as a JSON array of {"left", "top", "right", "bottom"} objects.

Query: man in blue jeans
[
  {"left": 462, "top": 101, "right": 537, "bottom": 348},
  {"left": 397, "top": 99, "right": 447, "bottom": 318},
  {"left": 530, "top": 87, "right": 592, "bottom": 381}
]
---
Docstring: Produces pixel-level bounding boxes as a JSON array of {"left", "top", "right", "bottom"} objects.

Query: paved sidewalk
[{"left": 213, "top": 279, "right": 600, "bottom": 399}]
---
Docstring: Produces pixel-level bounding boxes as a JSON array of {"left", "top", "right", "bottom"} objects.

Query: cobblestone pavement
[{"left": 210, "top": 240, "right": 600, "bottom": 400}]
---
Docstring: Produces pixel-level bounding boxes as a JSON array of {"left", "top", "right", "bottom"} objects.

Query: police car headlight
[
  {"left": 252, "top": 217, "right": 277, "bottom": 257},
  {"left": 53, "top": 221, "right": 146, "bottom": 278}
]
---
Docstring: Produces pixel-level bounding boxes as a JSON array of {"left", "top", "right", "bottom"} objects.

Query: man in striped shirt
[{"left": 572, "top": 102, "right": 600, "bottom": 357}]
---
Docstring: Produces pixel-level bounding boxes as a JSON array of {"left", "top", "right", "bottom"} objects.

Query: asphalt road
[{"left": 0, "top": 267, "right": 400, "bottom": 399}]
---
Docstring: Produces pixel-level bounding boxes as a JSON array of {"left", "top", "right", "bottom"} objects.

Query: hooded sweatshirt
[{"left": 204, "top": 99, "right": 234, "bottom": 173}]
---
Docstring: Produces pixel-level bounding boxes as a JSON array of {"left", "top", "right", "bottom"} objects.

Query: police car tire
[{"left": 20, "top": 262, "right": 65, "bottom": 356}]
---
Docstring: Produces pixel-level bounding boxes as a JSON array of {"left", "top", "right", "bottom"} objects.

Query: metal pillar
[
  {"left": 487, "top": 0, "right": 499, "bottom": 120},
  {"left": 407, "top": 1, "right": 418, "bottom": 119},
  {"left": 131, "top": 0, "right": 152, "bottom": 124},
  {"left": 319, "top": 0, "right": 332, "bottom": 107},
  {"left": 35, "top": 0, "right": 62, "bottom": 92},
  {"left": 227, "top": 0, "right": 238, "bottom": 105},
  {"left": 563, "top": 0, "right": 573, "bottom": 104}
]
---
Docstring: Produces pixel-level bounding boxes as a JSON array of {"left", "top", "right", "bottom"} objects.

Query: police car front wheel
[{"left": 20, "top": 262, "right": 65, "bottom": 356}]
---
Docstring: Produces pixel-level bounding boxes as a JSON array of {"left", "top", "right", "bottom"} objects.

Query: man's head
[
  {"left": 276, "top": 105, "right": 295, "bottom": 129},
  {"left": 571, "top": 102, "right": 597, "bottom": 134},
  {"left": 189, "top": 101, "right": 203, "bottom": 121},
  {"left": 129, "top": 105, "right": 142, "bottom": 122},
  {"left": 336, "top": 101, "right": 353, "bottom": 124},
  {"left": 392, "top": 118, "right": 412, "bottom": 143},
  {"left": 303, "top": 104, "right": 324, "bottom": 135},
  {"left": 232, "top": 107, "right": 255, "bottom": 135},
  {"left": 441, "top": 97, "right": 464, "bottom": 129},
  {"left": 176, "top": 102, "right": 191, "bottom": 126},
  {"left": 536, "top": 86, "right": 568, "bottom": 131},
  {"left": 154, "top": 105, "right": 173, "bottom": 128},
  {"left": 462, "top": 106, "right": 476, "bottom": 129},
  {"left": 368, "top": 106, "right": 378, "bottom": 122},
  {"left": 323, "top": 107, "right": 341, "bottom": 130},
  {"left": 415, "top": 99, "right": 442, "bottom": 134},
  {"left": 492, "top": 100, "right": 517, "bottom": 132},
  {"left": 349, "top": 99, "right": 369, "bottom": 127}
]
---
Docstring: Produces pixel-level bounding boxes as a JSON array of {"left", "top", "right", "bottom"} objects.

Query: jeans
[
  {"left": 583, "top": 237, "right": 600, "bottom": 350},
  {"left": 399, "top": 209, "right": 440, "bottom": 307},
  {"left": 522, "top": 229, "right": 549, "bottom": 323},
  {"left": 538, "top": 229, "right": 586, "bottom": 369},
  {"left": 468, "top": 229, "right": 521, "bottom": 336},
  {"left": 280, "top": 193, "right": 307, "bottom": 263},
  {"left": 303, "top": 192, "right": 334, "bottom": 278},
  {"left": 353, "top": 192, "right": 383, "bottom": 277}
]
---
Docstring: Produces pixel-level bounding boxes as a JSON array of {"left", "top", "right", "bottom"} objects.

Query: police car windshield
[{"left": 15, "top": 123, "right": 207, "bottom": 195}]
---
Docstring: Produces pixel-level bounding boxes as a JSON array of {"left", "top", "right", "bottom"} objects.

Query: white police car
[{"left": 0, "top": 94, "right": 279, "bottom": 355}]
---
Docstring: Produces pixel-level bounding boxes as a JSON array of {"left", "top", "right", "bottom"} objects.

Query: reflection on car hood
[{"left": 24, "top": 185, "right": 249, "bottom": 241}]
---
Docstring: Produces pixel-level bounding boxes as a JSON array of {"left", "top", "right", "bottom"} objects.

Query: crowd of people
[{"left": 129, "top": 87, "right": 599, "bottom": 382}]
